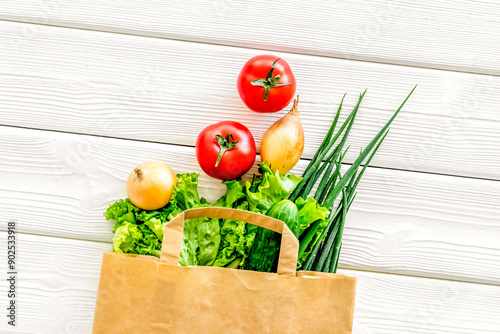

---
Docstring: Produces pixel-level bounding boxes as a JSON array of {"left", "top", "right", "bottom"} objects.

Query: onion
[
  {"left": 260, "top": 97, "right": 304, "bottom": 174},
  {"left": 126, "top": 161, "right": 177, "bottom": 210}
]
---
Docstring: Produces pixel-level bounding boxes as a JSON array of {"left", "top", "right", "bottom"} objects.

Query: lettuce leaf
[
  {"left": 173, "top": 173, "right": 221, "bottom": 266},
  {"left": 180, "top": 215, "right": 221, "bottom": 266},
  {"left": 212, "top": 181, "right": 248, "bottom": 268},
  {"left": 212, "top": 218, "right": 246, "bottom": 267},
  {"left": 112, "top": 221, "right": 162, "bottom": 257},
  {"left": 170, "top": 172, "right": 204, "bottom": 210},
  {"left": 295, "top": 196, "right": 330, "bottom": 237},
  {"left": 213, "top": 163, "right": 300, "bottom": 269},
  {"left": 104, "top": 198, "right": 139, "bottom": 232},
  {"left": 214, "top": 179, "right": 246, "bottom": 208},
  {"left": 244, "top": 162, "right": 302, "bottom": 213},
  {"left": 212, "top": 201, "right": 251, "bottom": 268},
  {"left": 295, "top": 196, "right": 330, "bottom": 265},
  {"left": 144, "top": 217, "right": 165, "bottom": 240},
  {"left": 112, "top": 222, "right": 142, "bottom": 254},
  {"left": 135, "top": 223, "right": 162, "bottom": 257},
  {"left": 105, "top": 173, "right": 220, "bottom": 266},
  {"left": 105, "top": 162, "right": 323, "bottom": 271}
]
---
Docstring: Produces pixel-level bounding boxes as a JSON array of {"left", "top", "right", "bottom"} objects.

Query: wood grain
[
  {"left": 1, "top": 1, "right": 499, "bottom": 75},
  {"left": 1, "top": 3, "right": 499, "bottom": 333},
  {"left": 1, "top": 21, "right": 499, "bottom": 180},
  {"left": 1, "top": 125, "right": 499, "bottom": 284},
  {"left": 0, "top": 232, "right": 498, "bottom": 333}
]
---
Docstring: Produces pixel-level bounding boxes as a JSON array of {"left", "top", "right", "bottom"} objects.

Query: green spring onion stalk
[
  {"left": 315, "top": 149, "right": 348, "bottom": 204},
  {"left": 295, "top": 85, "right": 416, "bottom": 273},
  {"left": 289, "top": 90, "right": 366, "bottom": 202},
  {"left": 301, "top": 94, "right": 345, "bottom": 177}
]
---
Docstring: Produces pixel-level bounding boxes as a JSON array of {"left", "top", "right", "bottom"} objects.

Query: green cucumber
[{"left": 246, "top": 199, "right": 300, "bottom": 272}]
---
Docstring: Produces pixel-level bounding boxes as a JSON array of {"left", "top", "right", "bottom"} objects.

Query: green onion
[
  {"left": 289, "top": 91, "right": 366, "bottom": 202},
  {"left": 322, "top": 86, "right": 416, "bottom": 209},
  {"left": 302, "top": 94, "right": 345, "bottom": 177},
  {"left": 315, "top": 149, "right": 348, "bottom": 203},
  {"left": 328, "top": 189, "right": 348, "bottom": 273},
  {"left": 296, "top": 85, "right": 416, "bottom": 273}
]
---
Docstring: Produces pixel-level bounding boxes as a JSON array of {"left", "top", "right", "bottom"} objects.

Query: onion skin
[
  {"left": 126, "top": 161, "right": 177, "bottom": 210},
  {"left": 260, "top": 98, "right": 304, "bottom": 174}
]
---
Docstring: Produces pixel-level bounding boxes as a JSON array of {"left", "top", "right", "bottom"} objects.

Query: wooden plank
[
  {"left": 1, "top": 21, "right": 499, "bottom": 180},
  {"left": 1, "top": 1, "right": 500, "bottom": 75},
  {"left": 1, "top": 126, "right": 499, "bottom": 284},
  {"left": 0, "top": 232, "right": 498, "bottom": 333},
  {"left": 351, "top": 271, "right": 500, "bottom": 334},
  {"left": 0, "top": 233, "right": 104, "bottom": 333}
]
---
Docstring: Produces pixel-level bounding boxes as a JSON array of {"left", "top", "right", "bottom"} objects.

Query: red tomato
[
  {"left": 196, "top": 121, "right": 256, "bottom": 180},
  {"left": 237, "top": 55, "right": 296, "bottom": 113}
]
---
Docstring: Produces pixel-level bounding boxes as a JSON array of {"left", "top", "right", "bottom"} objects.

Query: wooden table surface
[{"left": 0, "top": 1, "right": 499, "bottom": 333}]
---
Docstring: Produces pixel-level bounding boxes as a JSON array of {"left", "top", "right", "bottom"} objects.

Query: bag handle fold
[{"left": 160, "top": 207, "right": 299, "bottom": 276}]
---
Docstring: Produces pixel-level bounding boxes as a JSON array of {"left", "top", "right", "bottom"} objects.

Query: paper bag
[{"left": 93, "top": 207, "right": 356, "bottom": 333}]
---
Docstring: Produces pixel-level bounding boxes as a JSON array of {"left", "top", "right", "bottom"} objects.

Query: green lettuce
[
  {"left": 105, "top": 198, "right": 164, "bottom": 257},
  {"left": 295, "top": 196, "right": 330, "bottom": 265},
  {"left": 135, "top": 223, "right": 163, "bottom": 257},
  {"left": 112, "top": 222, "right": 142, "bottom": 254},
  {"left": 179, "top": 214, "right": 221, "bottom": 266},
  {"left": 213, "top": 179, "right": 246, "bottom": 208},
  {"left": 295, "top": 196, "right": 330, "bottom": 237},
  {"left": 212, "top": 217, "right": 247, "bottom": 267},
  {"left": 212, "top": 181, "right": 251, "bottom": 268},
  {"left": 170, "top": 172, "right": 204, "bottom": 210},
  {"left": 171, "top": 173, "right": 220, "bottom": 266},
  {"left": 144, "top": 217, "right": 165, "bottom": 240},
  {"left": 104, "top": 173, "right": 221, "bottom": 265},
  {"left": 112, "top": 221, "right": 162, "bottom": 258},
  {"left": 104, "top": 162, "right": 330, "bottom": 272},
  {"left": 244, "top": 162, "right": 302, "bottom": 213},
  {"left": 214, "top": 163, "right": 302, "bottom": 269},
  {"left": 104, "top": 198, "right": 139, "bottom": 232}
]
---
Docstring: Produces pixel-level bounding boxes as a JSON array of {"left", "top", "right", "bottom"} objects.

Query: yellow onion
[
  {"left": 126, "top": 161, "right": 177, "bottom": 210},
  {"left": 260, "top": 97, "right": 304, "bottom": 174}
]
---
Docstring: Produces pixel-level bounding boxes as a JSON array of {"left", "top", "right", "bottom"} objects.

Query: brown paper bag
[{"left": 93, "top": 207, "right": 356, "bottom": 333}]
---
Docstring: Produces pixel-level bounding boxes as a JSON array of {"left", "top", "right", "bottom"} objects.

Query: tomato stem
[
  {"left": 215, "top": 133, "right": 239, "bottom": 167},
  {"left": 250, "top": 58, "right": 292, "bottom": 101}
]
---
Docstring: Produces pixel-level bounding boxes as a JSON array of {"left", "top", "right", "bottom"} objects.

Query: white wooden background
[{"left": 0, "top": 1, "right": 499, "bottom": 333}]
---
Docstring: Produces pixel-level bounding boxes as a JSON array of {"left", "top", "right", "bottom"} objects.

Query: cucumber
[{"left": 246, "top": 199, "right": 300, "bottom": 272}]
